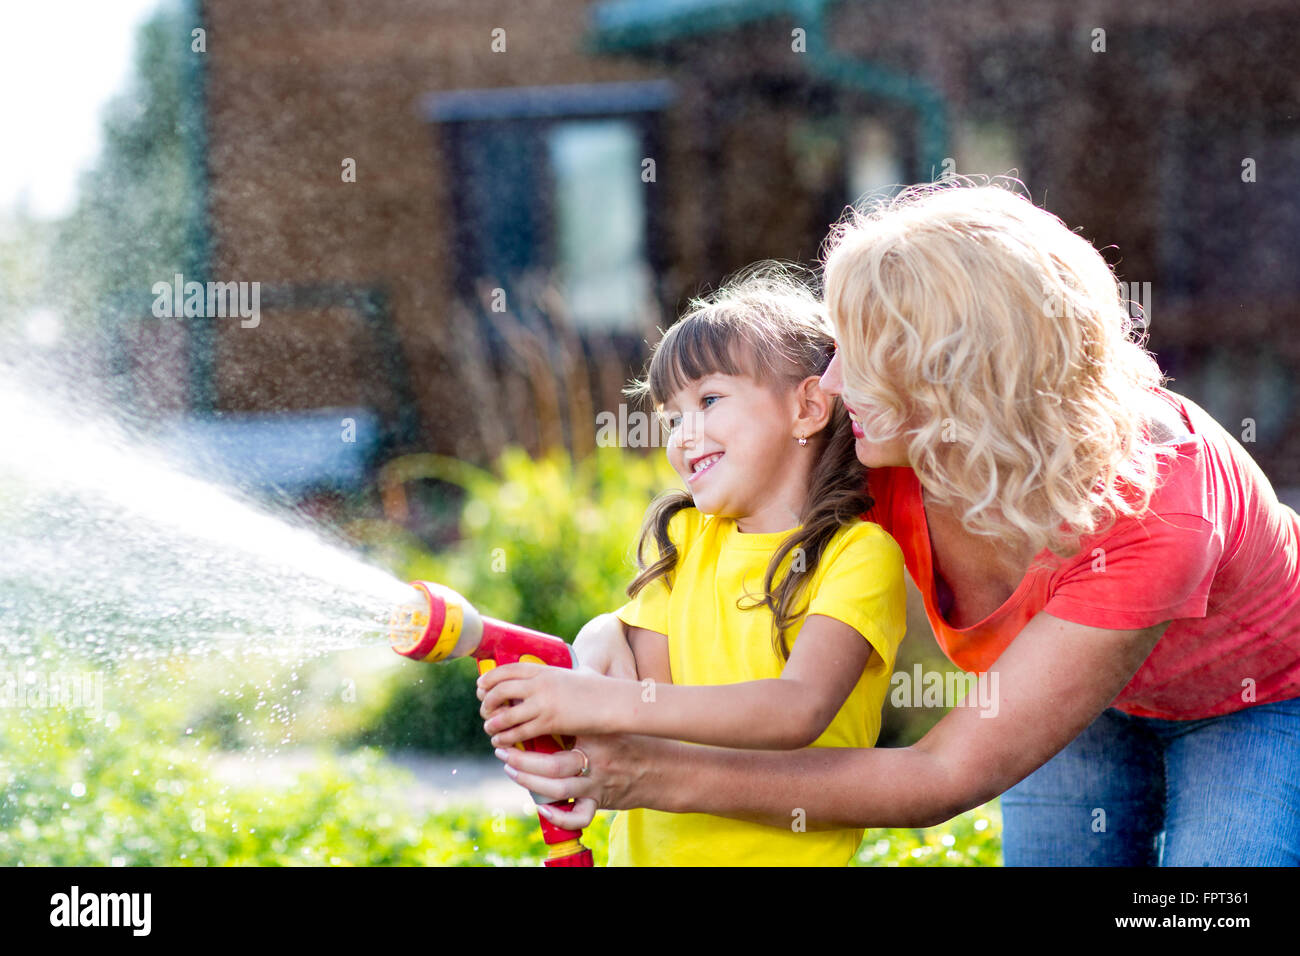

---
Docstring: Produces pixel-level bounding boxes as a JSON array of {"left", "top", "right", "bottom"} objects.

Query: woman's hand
[
  {"left": 477, "top": 663, "right": 623, "bottom": 744},
  {"left": 572, "top": 612, "right": 638, "bottom": 679},
  {"left": 492, "top": 734, "right": 672, "bottom": 830}
]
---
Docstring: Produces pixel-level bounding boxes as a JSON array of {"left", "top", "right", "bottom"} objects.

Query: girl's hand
[
  {"left": 477, "top": 663, "right": 619, "bottom": 746},
  {"left": 572, "top": 613, "right": 638, "bottom": 679}
]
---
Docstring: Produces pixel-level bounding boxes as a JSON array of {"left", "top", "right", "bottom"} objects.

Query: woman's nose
[{"left": 820, "top": 352, "right": 843, "bottom": 396}]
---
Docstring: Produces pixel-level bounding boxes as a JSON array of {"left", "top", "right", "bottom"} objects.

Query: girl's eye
[
  {"left": 701, "top": 395, "right": 719, "bottom": 409},
  {"left": 665, "top": 414, "right": 681, "bottom": 429}
]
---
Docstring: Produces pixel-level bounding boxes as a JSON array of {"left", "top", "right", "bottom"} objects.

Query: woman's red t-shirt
[{"left": 864, "top": 387, "right": 1300, "bottom": 719}]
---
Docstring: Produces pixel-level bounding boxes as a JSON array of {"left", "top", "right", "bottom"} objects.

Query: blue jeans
[{"left": 1000, "top": 696, "right": 1300, "bottom": 866}]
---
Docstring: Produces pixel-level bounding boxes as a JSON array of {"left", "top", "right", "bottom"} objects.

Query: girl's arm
[
  {"left": 493, "top": 612, "right": 1171, "bottom": 831},
  {"left": 479, "top": 614, "right": 873, "bottom": 750},
  {"left": 627, "top": 626, "right": 672, "bottom": 684}
]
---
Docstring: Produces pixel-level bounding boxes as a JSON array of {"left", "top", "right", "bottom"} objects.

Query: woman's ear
[{"left": 792, "top": 375, "right": 833, "bottom": 437}]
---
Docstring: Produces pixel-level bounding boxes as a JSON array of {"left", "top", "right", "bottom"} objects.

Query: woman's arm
[
  {"left": 571, "top": 612, "right": 639, "bottom": 680},
  {"left": 498, "top": 611, "right": 1170, "bottom": 830},
  {"left": 479, "top": 615, "right": 873, "bottom": 750}
]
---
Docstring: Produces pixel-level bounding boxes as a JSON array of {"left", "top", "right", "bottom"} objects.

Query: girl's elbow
[
  {"left": 768, "top": 729, "right": 818, "bottom": 750},
  {"left": 756, "top": 718, "right": 819, "bottom": 750},
  {"left": 786, "top": 708, "right": 831, "bottom": 750}
]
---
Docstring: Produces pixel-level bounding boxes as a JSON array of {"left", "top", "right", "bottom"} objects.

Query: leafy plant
[
  {"left": 853, "top": 803, "right": 1002, "bottom": 866},
  {"left": 0, "top": 698, "right": 613, "bottom": 866},
  {"left": 357, "top": 446, "right": 676, "bottom": 753},
  {"left": 0, "top": 687, "right": 998, "bottom": 866}
]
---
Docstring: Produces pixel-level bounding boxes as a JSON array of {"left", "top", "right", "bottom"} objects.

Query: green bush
[
  {"left": 359, "top": 446, "right": 676, "bottom": 753},
  {"left": 0, "top": 699, "right": 612, "bottom": 866},
  {"left": 407, "top": 446, "right": 676, "bottom": 639},
  {"left": 352, "top": 657, "right": 490, "bottom": 754},
  {"left": 0, "top": 686, "right": 998, "bottom": 866},
  {"left": 853, "top": 803, "right": 1002, "bottom": 866}
]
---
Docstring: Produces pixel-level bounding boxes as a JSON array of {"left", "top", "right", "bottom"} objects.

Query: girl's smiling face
[{"left": 660, "top": 372, "right": 811, "bottom": 532}]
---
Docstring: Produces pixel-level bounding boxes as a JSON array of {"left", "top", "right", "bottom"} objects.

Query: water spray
[{"left": 388, "top": 581, "right": 594, "bottom": 867}]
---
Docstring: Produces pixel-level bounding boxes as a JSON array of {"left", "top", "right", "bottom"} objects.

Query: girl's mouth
[{"left": 688, "top": 452, "right": 723, "bottom": 483}]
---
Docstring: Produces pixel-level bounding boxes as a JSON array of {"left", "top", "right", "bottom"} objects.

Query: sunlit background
[{"left": 0, "top": 0, "right": 1296, "bottom": 866}]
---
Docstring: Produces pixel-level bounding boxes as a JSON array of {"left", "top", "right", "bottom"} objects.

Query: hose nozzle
[{"left": 387, "top": 580, "right": 482, "bottom": 662}]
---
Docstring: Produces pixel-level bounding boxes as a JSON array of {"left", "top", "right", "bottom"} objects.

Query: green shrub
[
  {"left": 408, "top": 446, "right": 675, "bottom": 639},
  {"left": 352, "top": 657, "right": 490, "bottom": 754},
  {"left": 359, "top": 446, "right": 675, "bottom": 753},
  {"left": 0, "top": 690, "right": 997, "bottom": 866},
  {"left": 853, "top": 802, "right": 1002, "bottom": 866},
  {"left": 0, "top": 699, "right": 612, "bottom": 866}
]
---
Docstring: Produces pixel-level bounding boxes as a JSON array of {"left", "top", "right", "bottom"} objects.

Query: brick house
[{"left": 120, "top": 0, "right": 1300, "bottom": 499}]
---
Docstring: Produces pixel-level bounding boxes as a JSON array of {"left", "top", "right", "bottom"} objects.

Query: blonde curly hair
[{"left": 823, "top": 177, "right": 1175, "bottom": 559}]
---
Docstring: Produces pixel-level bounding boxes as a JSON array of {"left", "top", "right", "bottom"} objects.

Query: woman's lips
[{"left": 844, "top": 403, "right": 866, "bottom": 439}]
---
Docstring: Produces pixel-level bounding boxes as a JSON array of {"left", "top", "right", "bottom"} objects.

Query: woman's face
[{"left": 819, "top": 350, "right": 911, "bottom": 469}]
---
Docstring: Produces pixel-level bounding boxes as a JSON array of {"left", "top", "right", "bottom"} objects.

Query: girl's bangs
[{"left": 648, "top": 316, "right": 757, "bottom": 406}]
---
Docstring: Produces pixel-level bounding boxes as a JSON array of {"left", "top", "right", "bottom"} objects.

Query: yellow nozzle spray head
[{"left": 387, "top": 581, "right": 473, "bottom": 662}]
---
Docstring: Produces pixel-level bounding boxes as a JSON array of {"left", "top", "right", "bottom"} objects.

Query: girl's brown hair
[{"left": 625, "top": 263, "right": 873, "bottom": 660}]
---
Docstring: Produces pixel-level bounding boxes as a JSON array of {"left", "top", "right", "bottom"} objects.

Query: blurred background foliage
[{"left": 0, "top": 691, "right": 612, "bottom": 867}]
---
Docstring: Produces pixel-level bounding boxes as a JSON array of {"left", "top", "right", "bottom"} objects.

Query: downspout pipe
[
  {"left": 182, "top": 0, "right": 215, "bottom": 414},
  {"left": 794, "top": 0, "right": 949, "bottom": 182}
]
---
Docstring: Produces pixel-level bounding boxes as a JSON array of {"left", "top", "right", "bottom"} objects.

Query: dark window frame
[{"left": 424, "top": 81, "right": 675, "bottom": 324}]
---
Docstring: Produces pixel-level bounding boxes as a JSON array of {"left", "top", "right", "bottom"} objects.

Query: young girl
[{"left": 477, "top": 264, "right": 907, "bottom": 866}]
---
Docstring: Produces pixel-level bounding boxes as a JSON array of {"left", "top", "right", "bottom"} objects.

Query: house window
[
  {"left": 548, "top": 120, "right": 653, "bottom": 330},
  {"left": 427, "top": 81, "right": 672, "bottom": 332},
  {"left": 953, "top": 119, "right": 1023, "bottom": 184},
  {"left": 847, "top": 119, "right": 905, "bottom": 205}
]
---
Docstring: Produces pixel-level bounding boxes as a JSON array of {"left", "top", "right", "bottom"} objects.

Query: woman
[{"left": 481, "top": 180, "right": 1300, "bottom": 865}]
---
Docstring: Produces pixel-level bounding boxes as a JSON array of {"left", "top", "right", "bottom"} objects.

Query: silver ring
[{"left": 573, "top": 747, "right": 591, "bottom": 777}]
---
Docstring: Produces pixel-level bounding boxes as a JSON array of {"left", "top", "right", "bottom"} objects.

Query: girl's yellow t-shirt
[{"left": 609, "top": 507, "right": 907, "bottom": 866}]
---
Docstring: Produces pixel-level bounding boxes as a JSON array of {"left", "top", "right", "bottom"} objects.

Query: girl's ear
[{"left": 792, "top": 375, "right": 832, "bottom": 437}]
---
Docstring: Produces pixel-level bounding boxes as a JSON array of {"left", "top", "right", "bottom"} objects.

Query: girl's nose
[
  {"left": 678, "top": 412, "right": 699, "bottom": 447},
  {"left": 820, "top": 352, "right": 843, "bottom": 396}
]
